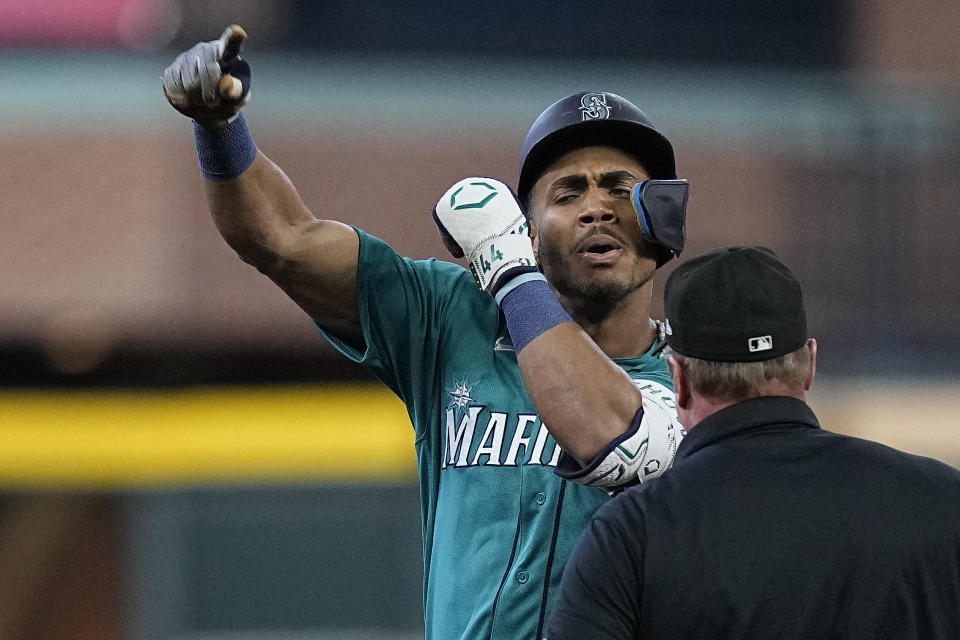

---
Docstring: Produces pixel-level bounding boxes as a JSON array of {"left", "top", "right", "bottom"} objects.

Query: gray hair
[{"left": 666, "top": 343, "right": 812, "bottom": 401}]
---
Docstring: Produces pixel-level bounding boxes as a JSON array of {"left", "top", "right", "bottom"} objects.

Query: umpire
[{"left": 546, "top": 246, "right": 960, "bottom": 639}]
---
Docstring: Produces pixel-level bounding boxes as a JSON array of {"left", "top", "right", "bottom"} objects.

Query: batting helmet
[{"left": 517, "top": 91, "right": 686, "bottom": 266}]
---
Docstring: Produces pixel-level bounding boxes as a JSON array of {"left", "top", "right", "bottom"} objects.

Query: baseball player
[{"left": 162, "top": 25, "right": 687, "bottom": 639}]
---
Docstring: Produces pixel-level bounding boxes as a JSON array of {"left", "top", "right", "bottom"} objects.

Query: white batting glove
[
  {"left": 433, "top": 178, "right": 538, "bottom": 297},
  {"left": 162, "top": 25, "right": 251, "bottom": 128}
]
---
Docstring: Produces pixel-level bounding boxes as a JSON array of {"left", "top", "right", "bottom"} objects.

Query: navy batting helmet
[
  {"left": 518, "top": 91, "right": 686, "bottom": 267},
  {"left": 517, "top": 91, "right": 677, "bottom": 204}
]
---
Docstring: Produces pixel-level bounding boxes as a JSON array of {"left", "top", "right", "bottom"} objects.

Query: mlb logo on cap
[{"left": 748, "top": 335, "right": 773, "bottom": 353}]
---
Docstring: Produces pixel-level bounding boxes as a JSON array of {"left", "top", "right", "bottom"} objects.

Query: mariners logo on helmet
[{"left": 579, "top": 93, "right": 611, "bottom": 121}]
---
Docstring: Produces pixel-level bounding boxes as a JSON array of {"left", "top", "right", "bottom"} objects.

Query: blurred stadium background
[{"left": 1, "top": 0, "right": 959, "bottom": 638}]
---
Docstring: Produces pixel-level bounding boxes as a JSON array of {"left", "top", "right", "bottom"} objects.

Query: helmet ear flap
[{"left": 631, "top": 179, "right": 689, "bottom": 266}]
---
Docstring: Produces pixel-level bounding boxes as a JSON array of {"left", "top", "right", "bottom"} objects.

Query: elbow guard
[{"left": 555, "top": 384, "right": 684, "bottom": 490}]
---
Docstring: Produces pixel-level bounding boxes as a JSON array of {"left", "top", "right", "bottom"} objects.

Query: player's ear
[{"left": 526, "top": 211, "right": 540, "bottom": 256}]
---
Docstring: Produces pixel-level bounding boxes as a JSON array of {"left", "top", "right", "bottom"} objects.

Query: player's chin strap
[{"left": 631, "top": 179, "right": 689, "bottom": 266}]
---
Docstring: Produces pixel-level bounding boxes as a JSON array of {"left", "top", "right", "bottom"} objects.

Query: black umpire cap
[{"left": 664, "top": 246, "right": 808, "bottom": 362}]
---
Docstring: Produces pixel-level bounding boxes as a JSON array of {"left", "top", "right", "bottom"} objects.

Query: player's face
[{"left": 527, "top": 146, "right": 658, "bottom": 309}]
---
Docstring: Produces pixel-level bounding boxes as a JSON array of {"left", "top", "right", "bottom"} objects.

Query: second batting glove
[{"left": 162, "top": 25, "right": 252, "bottom": 129}]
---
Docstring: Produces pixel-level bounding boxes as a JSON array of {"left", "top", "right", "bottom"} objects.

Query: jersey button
[
  {"left": 516, "top": 571, "right": 529, "bottom": 584},
  {"left": 535, "top": 492, "right": 546, "bottom": 505}
]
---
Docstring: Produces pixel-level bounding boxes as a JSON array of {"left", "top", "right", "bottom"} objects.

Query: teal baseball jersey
[{"left": 319, "top": 229, "right": 677, "bottom": 640}]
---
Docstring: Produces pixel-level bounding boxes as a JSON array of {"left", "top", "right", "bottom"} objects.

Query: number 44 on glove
[{"left": 433, "top": 178, "right": 538, "bottom": 297}]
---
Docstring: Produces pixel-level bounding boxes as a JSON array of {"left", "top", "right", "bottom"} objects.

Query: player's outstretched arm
[
  {"left": 162, "top": 26, "right": 362, "bottom": 346},
  {"left": 435, "top": 179, "right": 679, "bottom": 487}
]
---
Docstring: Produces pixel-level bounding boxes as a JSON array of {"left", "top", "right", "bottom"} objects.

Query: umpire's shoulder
[
  {"left": 827, "top": 428, "right": 960, "bottom": 479},
  {"left": 821, "top": 428, "right": 960, "bottom": 511}
]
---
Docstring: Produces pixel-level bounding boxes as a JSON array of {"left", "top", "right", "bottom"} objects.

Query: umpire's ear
[
  {"left": 804, "top": 338, "right": 818, "bottom": 392},
  {"left": 667, "top": 354, "right": 690, "bottom": 410}
]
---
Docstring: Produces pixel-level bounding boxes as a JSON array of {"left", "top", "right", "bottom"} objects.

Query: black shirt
[{"left": 547, "top": 396, "right": 960, "bottom": 639}]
